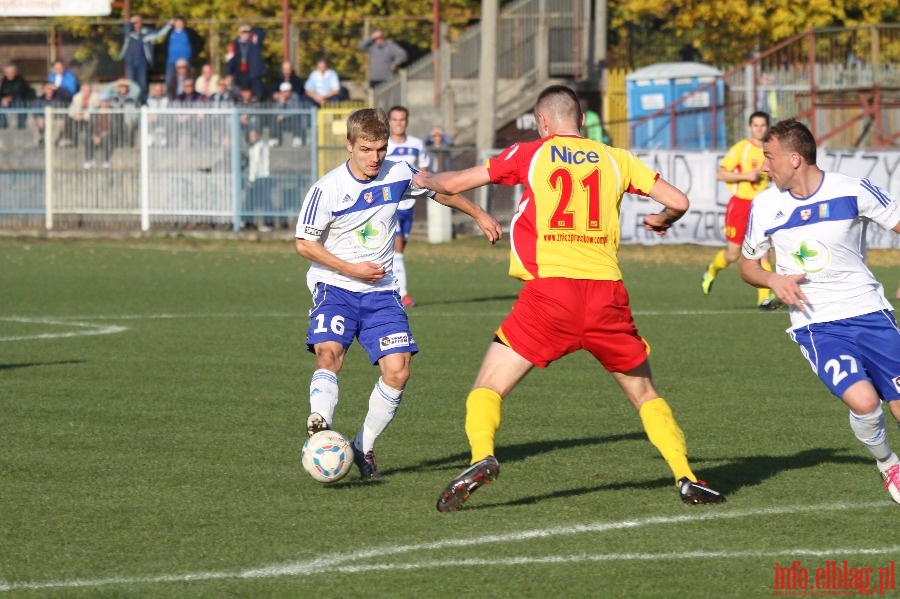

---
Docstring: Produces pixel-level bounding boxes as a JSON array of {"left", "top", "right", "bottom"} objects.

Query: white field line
[
  {"left": 0, "top": 500, "right": 891, "bottom": 592},
  {"left": 334, "top": 545, "right": 900, "bottom": 573},
  {"left": 0, "top": 317, "right": 127, "bottom": 342}
]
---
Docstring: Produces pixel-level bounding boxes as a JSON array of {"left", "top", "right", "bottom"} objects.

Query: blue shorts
[
  {"left": 306, "top": 283, "right": 418, "bottom": 364},
  {"left": 790, "top": 310, "right": 900, "bottom": 402},
  {"left": 395, "top": 208, "right": 414, "bottom": 242}
]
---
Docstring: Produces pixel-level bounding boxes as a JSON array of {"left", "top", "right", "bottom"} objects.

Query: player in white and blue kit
[
  {"left": 295, "top": 107, "right": 501, "bottom": 480},
  {"left": 740, "top": 119, "right": 900, "bottom": 504},
  {"left": 386, "top": 105, "right": 430, "bottom": 308}
]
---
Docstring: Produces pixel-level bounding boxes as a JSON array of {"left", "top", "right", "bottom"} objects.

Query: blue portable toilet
[{"left": 626, "top": 62, "right": 726, "bottom": 149}]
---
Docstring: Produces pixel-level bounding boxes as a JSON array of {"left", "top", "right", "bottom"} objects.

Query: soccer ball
[{"left": 301, "top": 430, "right": 354, "bottom": 483}]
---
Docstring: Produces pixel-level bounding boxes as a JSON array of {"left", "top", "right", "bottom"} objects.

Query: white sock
[
  {"left": 393, "top": 253, "right": 408, "bottom": 297},
  {"left": 849, "top": 405, "right": 893, "bottom": 462},
  {"left": 354, "top": 377, "right": 403, "bottom": 454},
  {"left": 309, "top": 369, "right": 339, "bottom": 426}
]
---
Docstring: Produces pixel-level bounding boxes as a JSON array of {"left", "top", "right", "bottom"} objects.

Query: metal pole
[
  {"left": 476, "top": 0, "right": 498, "bottom": 151},
  {"left": 282, "top": 0, "right": 290, "bottom": 63},
  {"left": 140, "top": 107, "right": 150, "bottom": 231},
  {"left": 44, "top": 106, "right": 53, "bottom": 231},
  {"left": 592, "top": 0, "right": 607, "bottom": 87},
  {"left": 433, "top": 0, "right": 440, "bottom": 107}
]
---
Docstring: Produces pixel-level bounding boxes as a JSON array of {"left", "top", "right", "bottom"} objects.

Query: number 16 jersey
[{"left": 486, "top": 134, "right": 659, "bottom": 282}]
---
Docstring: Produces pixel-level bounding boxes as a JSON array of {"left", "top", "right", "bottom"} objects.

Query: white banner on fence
[
  {"left": 0, "top": 0, "right": 111, "bottom": 16},
  {"left": 621, "top": 148, "right": 900, "bottom": 249}
]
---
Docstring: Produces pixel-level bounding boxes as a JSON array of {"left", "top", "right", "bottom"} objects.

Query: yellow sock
[
  {"left": 465, "top": 388, "right": 502, "bottom": 464},
  {"left": 707, "top": 250, "right": 728, "bottom": 277},
  {"left": 638, "top": 397, "right": 695, "bottom": 484},
  {"left": 758, "top": 260, "right": 774, "bottom": 304}
]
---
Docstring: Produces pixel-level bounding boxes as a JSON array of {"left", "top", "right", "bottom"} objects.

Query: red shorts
[
  {"left": 723, "top": 195, "right": 752, "bottom": 243},
  {"left": 498, "top": 278, "right": 649, "bottom": 371}
]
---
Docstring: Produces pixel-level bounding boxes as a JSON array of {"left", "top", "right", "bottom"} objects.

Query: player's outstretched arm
[
  {"left": 642, "top": 178, "right": 688, "bottom": 235},
  {"left": 739, "top": 258, "right": 808, "bottom": 312},
  {"left": 413, "top": 166, "right": 491, "bottom": 196},
  {"left": 432, "top": 193, "right": 502, "bottom": 244},
  {"left": 295, "top": 238, "right": 386, "bottom": 283}
]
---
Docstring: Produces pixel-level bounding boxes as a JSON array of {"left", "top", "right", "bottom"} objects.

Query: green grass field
[{"left": 2, "top": 236, "right": 900, "bottom": 598}]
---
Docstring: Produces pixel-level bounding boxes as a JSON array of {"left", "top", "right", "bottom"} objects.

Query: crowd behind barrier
[
  {"left": 4, "top": 108, "right": 897, "bottom": 246},
  {"left": 0, "top": 104, "right": 477, "bottom": 235}
]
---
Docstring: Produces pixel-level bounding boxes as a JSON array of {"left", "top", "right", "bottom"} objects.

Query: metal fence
[
  {"left": 0, "top": 106, "right": 321, "bottom": 232},
  {"left": 0, "top": 104, "right": 499, "bottom": 235},
  {"left": 629, "top": 25, "right": 900, "bottom": 149}
]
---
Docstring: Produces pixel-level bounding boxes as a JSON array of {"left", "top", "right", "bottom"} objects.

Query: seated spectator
[
  {"left": 222, "top": 74, "right": 241, "bottom": 100},
  {"left": 271, "top": 61, "right": 304, "bottom": 98},
  {"left": 208, "top": 78, "right": 235, "bottom": 108},
  {"left": 268, "top": 81, "right": 305, "bottom": 147},
  {"left": 33, "top": 83, "right": 69, "bottom": 147},
  {"left": 104, "top": 78, "right": 142, "bottom": 105},
  {"left": 46, "top": 60, "right": 78, "bottom": 103},
  {"left": 0, "top": 64, "right": 32, "bottom": 129},
  {"left": 67, "top": 83, "right": 100, "bottom": 147},
  {"left": 303, "top": 56, "right": 344, "bottom": 107},
  {"left": 195, "top": 63, "right": 219, "bottom": 99},
  {"left": 174, "top": 79, "right": 203, "bottom": 104},
  {"left": 166, "top": 59, "right": 193, "bottom": 99},
  {"left": 106, "top": 79, "right": 140, "bottom": 147},
  {"left": 146, "top": 81, "right": 169, "bottom": 109},
  {"left": 145, "top": 82, "right": 170, "bottom": 146}
]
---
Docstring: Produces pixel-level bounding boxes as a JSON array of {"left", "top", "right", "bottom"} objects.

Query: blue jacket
[{"left": 47, "top": 69, "right": 79, "bottom": 96}]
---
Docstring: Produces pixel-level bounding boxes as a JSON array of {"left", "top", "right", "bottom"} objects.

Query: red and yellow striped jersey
[
  {"left": 486, "top": 134, "right": 659, "bottom": 281},
  {"left": 720, "top": 138, "right": 769, "bottom": 200}
]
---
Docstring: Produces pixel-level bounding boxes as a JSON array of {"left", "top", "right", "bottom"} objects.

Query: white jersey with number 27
[
  {"left": 295, "top": 159, "right": 433, "bottom": 293},
  {"left": 743, "top": 172, "right": 900, "bottom": 330}
]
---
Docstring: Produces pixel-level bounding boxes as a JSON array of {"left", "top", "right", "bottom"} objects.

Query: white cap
[{"left": 279, "top": 82, "right": 293, "bottom": 92}]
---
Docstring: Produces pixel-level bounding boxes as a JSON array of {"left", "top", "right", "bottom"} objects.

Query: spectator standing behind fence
[
  {"left": 119, "top": 15, "right": 173, "bottom": 104},
  {"left": 33, "top": 83, "right": 68, "bottom": 148},
  {"left": 163, "top": 17, "right": 203, "bottom": 92},
  {"left": 86, "top": 94, "right": 113, "bottom": 169},
  {"left": 268, "top": 81, "right": 304, "bottom": 147},
  {"left": 145, "top": 82, "right": 170, "bottom": 147},
  {"left": 67, "top": 83, "right": 99, "bottom": 148},
  {"left": 357, "top": 29, "right": 407, "bottom": 89},
  {"left": 304, "top": 56, "right": 343, "bottom": 107},
  {"left": 0, "top": 64, "right": 32, "bottom": 129},
  {"left": 174, "top": 79, "right": 206, "bottom": 147},
  {"left": 46, "top": 60, "right": 79, "bottom": 102},
  {"left": 426, "top": 126, "right": 453, "bottom": 173},
  {"left": 195, "top": 64, "right": 219, "bottom": 99},
  {"left": 226, "top": 24, "right": 267, "bottom": 102},
  {"left": 236, "top": 87, "right": 261, "bottom": 141},
  {"left": 244, "top": 128, "right": 273, "bottom": 232}
]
